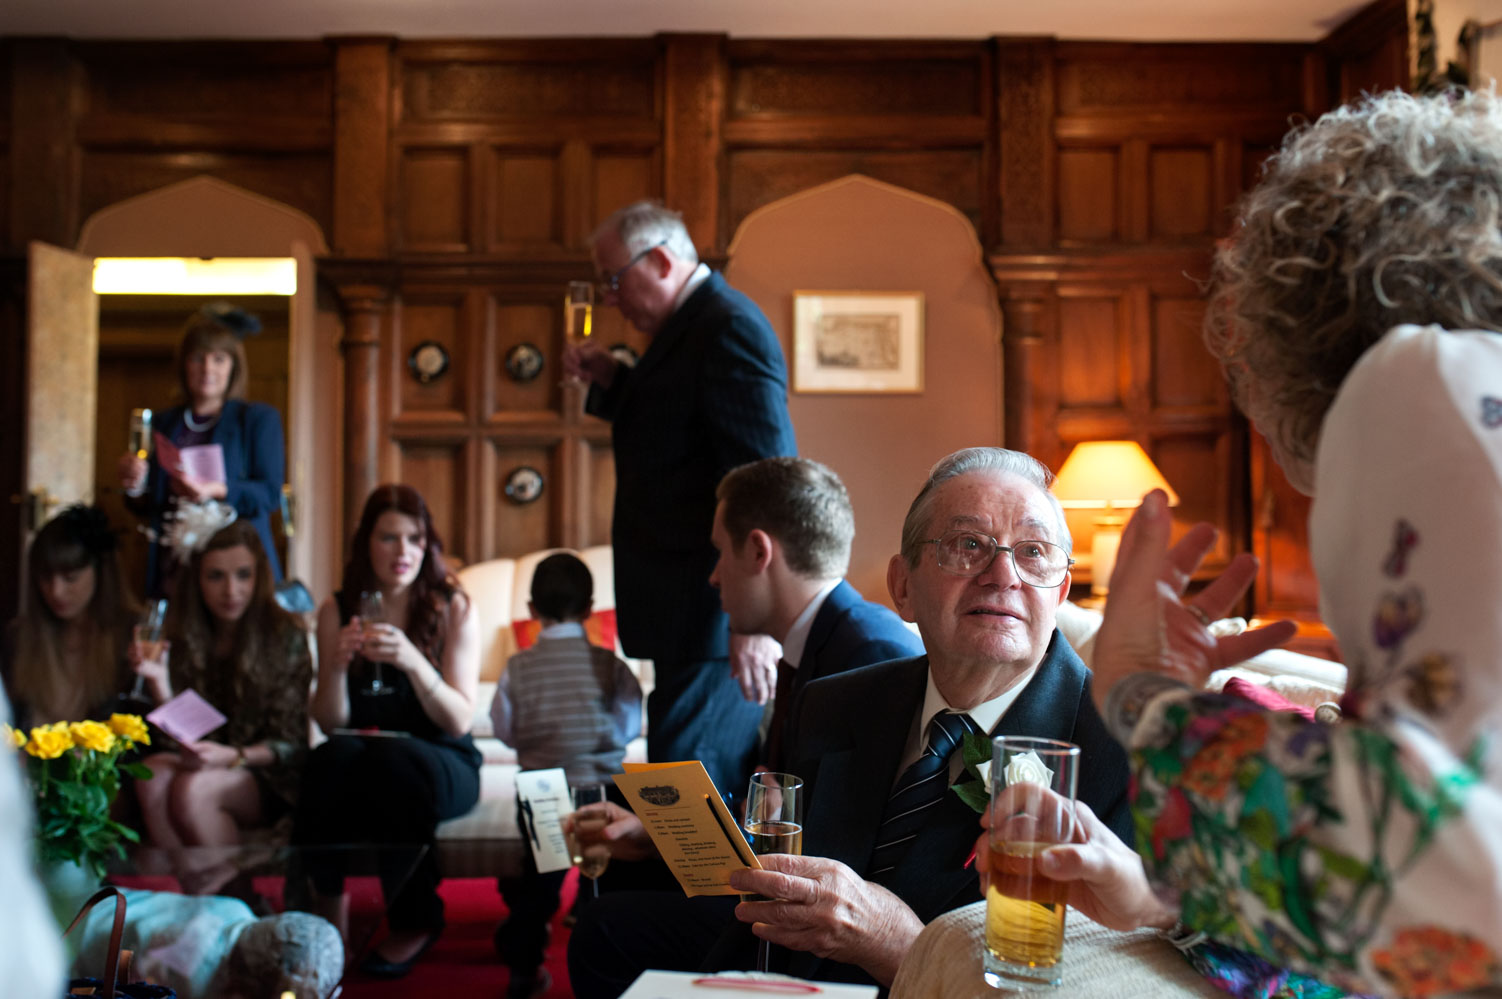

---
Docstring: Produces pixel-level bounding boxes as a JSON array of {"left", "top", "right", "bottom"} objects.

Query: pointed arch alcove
[
  {"left": 76, "top": 176, "right": 340, "bottom": 602},
  {"left": 726, "top": 174, "right": 1002, "bottom": 606}
]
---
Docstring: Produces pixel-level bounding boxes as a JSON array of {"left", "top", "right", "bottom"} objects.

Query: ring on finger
[{"left": 1184, "top": 602, "right": 1214, "bottom": 628}]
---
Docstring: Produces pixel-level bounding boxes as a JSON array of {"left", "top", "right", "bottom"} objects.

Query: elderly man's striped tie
[{"left": 867, "top": 710, "right": 980, "bottom": 884}]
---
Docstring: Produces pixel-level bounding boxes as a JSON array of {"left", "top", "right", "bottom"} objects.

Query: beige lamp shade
[
  {"left": 1051, "top": 441, "right": 1179, "bottom": 597},
  {"left": 1051, "top": 440, "right": 1180, "bottom": 510}
]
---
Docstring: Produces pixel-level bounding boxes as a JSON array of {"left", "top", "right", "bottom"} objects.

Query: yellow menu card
[{"left": 612, "top": 761, "right": 760, "bottom": 897}]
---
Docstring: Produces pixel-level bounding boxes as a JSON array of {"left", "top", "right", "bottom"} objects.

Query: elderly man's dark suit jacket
[
  {"left": 779, "top": 632, "right": 1131, "bottom": 986},
  {"left": 586, "top": 271, "right": 797, "bottom": 665}
]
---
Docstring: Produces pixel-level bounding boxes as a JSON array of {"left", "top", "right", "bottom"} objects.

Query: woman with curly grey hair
[{"left": 1086, "top": 88, "right": 1502, "bottom": 997}]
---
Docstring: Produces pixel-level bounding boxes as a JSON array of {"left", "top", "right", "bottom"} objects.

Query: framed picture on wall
[{"left": 791, "top": 291, "right": 925, "bottom": 393}]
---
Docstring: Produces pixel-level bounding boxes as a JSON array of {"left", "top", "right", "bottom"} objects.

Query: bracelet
[
  {"left": 232, "top": 746, "right": 248, "bottom": 769},
  {"left": 1157, "top": 919, "right": 1208, "bottom": 953},
  {"left": 1103, "top": 672, "right": 1191, "bottom": 745}
]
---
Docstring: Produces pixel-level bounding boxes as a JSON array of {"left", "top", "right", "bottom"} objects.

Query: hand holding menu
[
  {"left": 154, "top": 432, "right": 226, "bottom": 484},
  {"left": 612, "top": 761, "right": 760, "bottom": 897},
  {"left": 146, "top": 689, "right": 227, "bottom": 745}
]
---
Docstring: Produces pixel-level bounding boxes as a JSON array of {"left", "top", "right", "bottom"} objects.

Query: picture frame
[{"left": 791, "top": 291, "right": 925, "bottom": 394}]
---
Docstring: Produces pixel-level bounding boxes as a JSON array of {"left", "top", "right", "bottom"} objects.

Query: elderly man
[
  {"left": 568, "top": 447, "right": 1131, "bottom": 995},
  {"left": 711, "top": 457, "right": 925, "bottom": 770},
  {"left": 565, "top": 201, "right": 797, "bottom": 794}
]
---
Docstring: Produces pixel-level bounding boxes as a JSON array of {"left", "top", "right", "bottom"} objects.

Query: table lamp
[{"left": 1051, "top": 440, "right": 1179, "bottom": 596}]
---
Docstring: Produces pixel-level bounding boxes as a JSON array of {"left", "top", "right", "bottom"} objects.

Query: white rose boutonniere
[{"left": 1003, "top": 749, "right": 1054, "bottom": 787}]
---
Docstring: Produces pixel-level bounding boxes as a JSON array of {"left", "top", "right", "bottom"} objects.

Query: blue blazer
[
  {"left": 778, "top": 635, "right": 1131, "bottom": 986},
  {"left": 587, "top": 272, "right": 797, "bottom": 664},
  {"left": 134, "top": 399, "right": 285, "bottom": 595},
  {"left": 771, "top": 580, "right": 926, "bottom": 764}
]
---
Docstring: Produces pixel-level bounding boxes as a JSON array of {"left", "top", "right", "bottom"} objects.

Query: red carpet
[{"left": 339, "top": 873, "right": 580, "bottom": 998}]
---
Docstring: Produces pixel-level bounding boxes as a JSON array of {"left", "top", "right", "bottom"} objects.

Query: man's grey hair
[
  {"left": 899, "top": 447, "right": 1072, "bottom": 566},
  {"left": 592, "top": 200, "right": 698, "bottom": 266}
]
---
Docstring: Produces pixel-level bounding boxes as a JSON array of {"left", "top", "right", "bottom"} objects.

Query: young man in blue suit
[
  {"left": 565, "top": 201, "right": 797, "bottom": 795},
  {"left": 709, "top": 457, "right": 924, "bottom": 772}
]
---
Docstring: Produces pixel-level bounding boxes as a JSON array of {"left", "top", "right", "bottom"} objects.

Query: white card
[
  {"left": 620, "top": 970, "right": 878, "bottom": 998},
  {"left": 515, "top": 768, "right": 574, "bottom": 874}
]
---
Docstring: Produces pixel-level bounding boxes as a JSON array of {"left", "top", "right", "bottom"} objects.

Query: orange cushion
[{"left": 511, "top": 609, "right": 618, "bottom": 652}]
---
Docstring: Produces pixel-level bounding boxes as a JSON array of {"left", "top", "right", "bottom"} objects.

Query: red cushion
[
  {"left": 1221, "top": 676, "right": 1316, "bottom": 721},
  {"left": 511, "top": 608, "right": 618, "bottom": 652}
]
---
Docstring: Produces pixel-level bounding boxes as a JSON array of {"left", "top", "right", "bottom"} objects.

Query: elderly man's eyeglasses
[
  {"left": 922, "top": 531, "right": 1073, "bottom": 587},
  {"left": 598, "top": 239, "right": 668, "bottom": 294}
]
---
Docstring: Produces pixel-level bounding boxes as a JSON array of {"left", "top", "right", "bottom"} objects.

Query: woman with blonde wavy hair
[
  {"left": 1085, "top": 88, "right": 1502, "bottom": 996},
  {"left": 0, "top": 505, "right": 136, "bottom": 731},
  {"left": 133, "top": 515, "right": 311, "bottom": 849}
]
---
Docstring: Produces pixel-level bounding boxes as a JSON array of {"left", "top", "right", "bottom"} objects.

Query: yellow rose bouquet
[{"left": 2, "top": 714, "right": 153, "bottom": 879}]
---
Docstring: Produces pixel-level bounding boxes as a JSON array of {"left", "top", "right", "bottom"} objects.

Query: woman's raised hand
[
  {"left": 117, "top": 452, "right": 148, "bottom": 492},
  {"left": 335, "top": 617, "right": 365, "bottom": 669},
  {"left": 1090, "top": 489, "right": 1298, "bottom": 716},
  {"left": 128, "top": 638, "right": 172, "bottom": 704},
  {"left": 361, "top": 622, "right": 424, "bottom": 673}
]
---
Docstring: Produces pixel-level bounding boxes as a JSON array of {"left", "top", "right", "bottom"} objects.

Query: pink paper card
[
  {"left": 178, "top": 443, "right": 226, "bottom": 484},
  {"left": 153, "top": 432, "right": 182, "bottom": 474},
  {"left": 146, "top": 689, "right": 228, "bottom": 745}
]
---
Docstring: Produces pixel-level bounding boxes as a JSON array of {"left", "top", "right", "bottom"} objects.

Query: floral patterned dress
[{"left": 1127, "top": 326, "right": 1502, "bottom": 997}]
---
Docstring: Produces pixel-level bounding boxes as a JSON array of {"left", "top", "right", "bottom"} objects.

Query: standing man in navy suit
[
  {"left": 709, "top": 457, "right": 924, "bottom": 771},
  {"left": 565, "top": 201, "right": 797, "bottom": 795}
]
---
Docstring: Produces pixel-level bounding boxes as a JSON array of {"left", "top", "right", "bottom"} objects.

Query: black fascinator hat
[{"left": 200, "top": 302, "right": 262, "bottom": 339}]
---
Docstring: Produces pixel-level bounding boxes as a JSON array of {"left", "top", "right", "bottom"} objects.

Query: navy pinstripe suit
[{"left": 587, "top": 270, "right": 797, "bottom": 793}]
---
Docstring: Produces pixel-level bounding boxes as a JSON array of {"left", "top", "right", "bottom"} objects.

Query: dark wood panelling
[
  {"left": 586, "top": 438, "right": 615, "bottom": 548},
  {"left": 997, "top": 38, "right": 1055, "bottom": 248},
  {"left": 489, "top": 148, "right": 563, "bottom": 248},
  {"left": 1322, "top": 0, "right": 1409, "bottom": 101},
  {"left": 1056, "top": 292, "right": 1127, "bottom": 408},
  {"left": 395, "top": 293, "right": 469, "bottom": 419},
  {"left": 490, "top": 300, "right": 560, "bottom": 419},
  {"left": 1152, "top": 431, "right": 1235, "bottom": 566},
  {"left": 1056, "top": 43, "right": 1310, "bottom": 115},
  {"left": 591, "top": 148, "right": 658, "bottom": 233},
  {"left": 334, "top": 39, "right": 393, "bottom": 256},
  {"left": 1056, "top": 149, "right": 1118, "bottom": 241},
  {"left": 8, "top": 40, "right": 78, "bottom": 248},
  {"left": 1151, "top": 296, "right": 1221, "bottom": 409},
  {"left": 488, "top": 440, "right": 561, "bottom": 555},
  {"left": 77, "top": 42, "right": 331, "bottom": 120},
  {"left": 1148, "top": 146, "right": 1213, "bottom": 239},
  {"left": 728, "top": 48, "right": 982, "bottom": 117},
  {"left": 399, "top": 147, "right": 470, "bottom": 251},
  {"left": 663, "top": 35, "right": 726, "bottom": 251},
  {"left": 398, "top": 42, "right": 659, "bottom": 122},
  {"left": 727, "top": 148, "right": 983, "bottom": 236}
]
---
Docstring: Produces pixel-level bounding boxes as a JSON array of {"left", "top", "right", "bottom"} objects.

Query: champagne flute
[
  {"left": 127, "top": 597, "right": 168, "bottom": 702},
  {"left": 563, "top": 280, "right": 593, "bottom": 385},
  {"left": 359, "top": 590, "right": 394, "bottom": 697},
  {"left": 564, "top": 783, "right": 610, "bottom": 899},
  {"left": 129, "top": 408, "right": 153, "bottom": 460},
  {"left": 743, "top": 771, "right": 804, "bottom": 972}
]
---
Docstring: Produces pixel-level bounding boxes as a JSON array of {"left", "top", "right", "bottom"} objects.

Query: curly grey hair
[
  {"left": 1205, "top": 88, "right": 1502, "bottom": 465},
  {"left": 592, "top": 200, "right": 698, "bottom": 266},
  {"left": 899, "top": 447, "right": 1071, "bottom": 566}
]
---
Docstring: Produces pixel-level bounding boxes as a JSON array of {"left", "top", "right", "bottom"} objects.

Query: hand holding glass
[
  {"left": 128, "top": 598, "right": 168, "bottom": 700},
  {"left": 564, "top": 784, "right": 610, "bottom": 898},
  {"left": 358, "top": 591, "right": 394, "bottom": 696},
  {"left": 984, "top": 737, "right": 1079, "bottom": 990},
  {"left": 744, "top": 771, "right": 804, "bottom": 972}
]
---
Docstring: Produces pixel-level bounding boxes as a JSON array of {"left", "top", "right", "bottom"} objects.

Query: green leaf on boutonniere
[{"left": 951, "top": 732, "right": 994, "bottom": 814}]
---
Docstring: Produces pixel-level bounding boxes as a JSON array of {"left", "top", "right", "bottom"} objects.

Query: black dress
[{"left": 290, "top": 592, "right": 481, "bottom": 932}]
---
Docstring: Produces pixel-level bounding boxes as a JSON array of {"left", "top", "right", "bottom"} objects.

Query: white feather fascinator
[{"left": 162, "top": 500, "right": 238, "bottom": 562}]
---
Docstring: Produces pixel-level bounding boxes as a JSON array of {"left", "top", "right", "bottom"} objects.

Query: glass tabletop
[{"left": 89, "top": 842, "right": 430, "bottom": 998}]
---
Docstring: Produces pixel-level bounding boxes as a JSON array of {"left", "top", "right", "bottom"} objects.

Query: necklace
[{"left": 183, "top": 408, "right": 220, "bottom": 432}]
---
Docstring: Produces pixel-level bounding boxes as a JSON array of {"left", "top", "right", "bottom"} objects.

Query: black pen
[{"left": 705, "top": 793, "right": 758, "bottom": 868}]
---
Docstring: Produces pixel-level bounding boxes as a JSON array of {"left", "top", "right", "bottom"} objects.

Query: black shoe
[
  {"left": 507, "top": 967, "right": 552, "bottom": 999},
  {"left": 359, "top": 928, "right": 442, "bottom": 980}
]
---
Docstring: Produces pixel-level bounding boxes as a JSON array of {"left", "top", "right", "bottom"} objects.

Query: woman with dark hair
[
  {"left": 293, "top": 484, "right": 481, "bottom": 979},
  {"left": 132, "top": 514, "right": 311, "bottom": 848},
  {"left": 117, "top": 303, "right": 286, "bottom": 596},
  {"left": 1, "top": 505, "right": 136, "bottom": 730}
]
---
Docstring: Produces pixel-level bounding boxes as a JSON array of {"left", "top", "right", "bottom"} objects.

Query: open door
[{"left": 16, "top": 241, "right": 99, "bottom": 598}]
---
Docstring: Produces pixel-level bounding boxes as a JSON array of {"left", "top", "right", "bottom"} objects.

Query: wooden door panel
[
  {"left": 490, "top": 149, "right": 563, "bottom": 248},
  {"left": 1056, "top": 148, "right": 1119, "bottom": 242},
  {"left": 399, "top": 148, "right": 471, "bottom": 252},
  {"left": 489, "top": 300, "right": 559, "bottom": 420},
  {"left": 488, "top": 441, "right": 560, "bottom": 556},
  {"left": 397, "top": 440, "right": 468, "bottom": 564},
  {"left": 396, "top": 295, "right": 469, "bottom": 420},
  {"left": 1148, "top": 146, "right": 1214, "bottom": 239}
]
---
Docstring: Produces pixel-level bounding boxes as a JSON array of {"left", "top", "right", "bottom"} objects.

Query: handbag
[{"left": 61, "top": 886, "right": 177, "bottom": 999}]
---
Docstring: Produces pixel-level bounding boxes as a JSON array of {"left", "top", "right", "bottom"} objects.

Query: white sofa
[{"left": 435, "top": 553, "right": 1345, "bottom": 878}]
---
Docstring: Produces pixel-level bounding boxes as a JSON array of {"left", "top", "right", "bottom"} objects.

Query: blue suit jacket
[
  {"left": 779, "top": 634, "right": 1131, "bottom": 985},
  {"left": 771, "top": 581, "right": 926, "bottom": 765},
  {"left": 587, "top": 272, "right": 797, "bottom": 664},
  {"left": 135, "top": 399, "right": 285, "bottom": 595}
]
